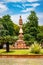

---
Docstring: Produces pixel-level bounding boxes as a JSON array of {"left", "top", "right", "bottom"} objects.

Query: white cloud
[
  {"left": 27, "top": 0, "right": 38, "bottom": 2},
  {"left": 4, "top": 0, "right": 24, "bottom": 2},
  {"left": 23, "top": 3, "right": 40, "bottom": 8},
  {"left": 11, "top": 14, "right": 20, "bottom": 24},
  {"left": 13, "top": 4, "right": 23, "bottom": 9},
  {"left": 21, "top": 8, "right": 34, "bottom": 12},
  {"left": 4, "top": 0, "right": 38, "bottom": 2},
  {"left": 0, "top": 16, "right": 2, "bottom": 18},
  {"left": 20, "top": 3, "right": 40, "bottom": 13},
  {"left": 32, "top": 3, "right": 40, "bottom": 7},
  {"left": 0, "top": 3, "right": 8, "bottom": 13},
  {"left": 37, "top": 13, "right": 43, "bottom": 25}
]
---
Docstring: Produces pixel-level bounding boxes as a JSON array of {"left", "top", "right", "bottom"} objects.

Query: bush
[
  {"left": 29, "top": 42, "right": 41, "bottom": 54},
  {"left": 40, "top": 49, "right": 43, "bottom": 54}
]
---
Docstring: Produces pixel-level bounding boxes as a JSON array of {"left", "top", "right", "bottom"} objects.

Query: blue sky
[{"left": 0, "top": 0, "right": 43, "bottom": 25}]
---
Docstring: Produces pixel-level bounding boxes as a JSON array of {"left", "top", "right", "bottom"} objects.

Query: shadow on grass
[{"left": 1, "top": 50, "right": 15, "bottom": 54}]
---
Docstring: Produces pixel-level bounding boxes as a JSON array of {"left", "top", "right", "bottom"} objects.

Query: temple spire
[
  {"left": 14, "top": 16, "right": 26, "bottom": 48},
  {"left": 19, "top": 16, "right": 23, "bottom": 40}
]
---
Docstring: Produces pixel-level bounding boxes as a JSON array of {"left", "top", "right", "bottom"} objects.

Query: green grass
[
  {"left": 0, "top": 49, "right": 43, "bottom": 55},
  {"left": 0, "top": 49, "right": 30, "bottom": 55}
]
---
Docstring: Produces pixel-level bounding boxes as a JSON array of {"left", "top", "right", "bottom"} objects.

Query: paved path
[{"left": 0, "top": 58, "right": 43, "bottom": 65}]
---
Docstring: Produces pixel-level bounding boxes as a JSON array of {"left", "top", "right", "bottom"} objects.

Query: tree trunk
[{"left": 6, "top": 42, "right": 9, "bottom": 52}]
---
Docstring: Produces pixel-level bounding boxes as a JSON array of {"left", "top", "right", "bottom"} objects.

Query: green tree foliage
[
  {"left": 28, "top": 11, "right": 38, "bottom": 28},
  {"left": 2, "top": 15, "right": 15, "bottom": 36},
  {"left": 0, "top": 19, "right": 8, "bottom": 36},
  {"left": 0, "top": 15, "right": 19, "bottom": 36},
  {"left": 37, "top": 26, "right": 43, "bottom": 43},
  {"left": 37, "top": 32, "right": 43, "bottom": 42},
  {"left": 39, "top": 26, "right": 43, "bottom": 32},
  {"left": 28, "top": 11, "right": 39, "bottom": 39},
  {"left": 14, "top": 24, "right": 19, "bottom": 35},
  {"left": 24, "top": 34, "right": 31, "bottom": 41},
  {"left": 0, "top": 15, "right": 19, "bottom": 50},
  {"left": 23, "top": 11, "right": 39, "bottom": 45},
  {"left": 23, "top": 22, "right": 30, "bottom": 34}
]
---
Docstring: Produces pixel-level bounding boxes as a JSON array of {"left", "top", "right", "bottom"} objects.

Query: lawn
[
  {"left": 0, "top": 49, "right": 43, "bottom": 55},
  {"left": 0, "top": 49, "right": 30, "bottom": 55}
]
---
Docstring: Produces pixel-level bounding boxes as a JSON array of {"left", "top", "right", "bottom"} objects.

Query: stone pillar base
[{"left": 15, "top": 40, "right": 26, "bottom": 49}]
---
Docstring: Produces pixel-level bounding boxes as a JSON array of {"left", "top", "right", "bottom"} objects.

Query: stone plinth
[{"left": 15, "top": 40, "right": 26, "bottom": 48}]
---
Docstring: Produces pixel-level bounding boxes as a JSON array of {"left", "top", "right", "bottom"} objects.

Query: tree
[
  {"left": 23, "top": 22, "right": 30, "bottom": 34},
  {"left": 14, "top": 24, "right": 19, "bottom": 35},
  {"left": 28, "top": 11, "right": 38, "bottom": 28},
  {"left": 24, "top": 34, "right": 31, "bottom": 41},
  {"left": 0, "top": 18, "right": 9, "bottom": 36},
  {"left": 39, "top": 26, "right": 43, "bottom": 33},
  {"left": 27, "top": 11, "right": 39, "bottom": 40},
  {"left": 37, "top": 26, "right": 43, "bottom": 43},
  {"left": 37, "top": 32, "right": 43, "bottom": 42},
  {"left": 23, "top": 11, "right": 39, "bottom": 45},
  {"left": 2, "top": 15, "right": 15, "bottom": 36}
]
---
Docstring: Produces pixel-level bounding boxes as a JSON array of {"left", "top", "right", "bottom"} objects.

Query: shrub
[
  {"left": 40, "top": 49, "right": 43, "bottom": 54},
  {"left": 29, "top": 42, "right": 41, "bottom": 54}
]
